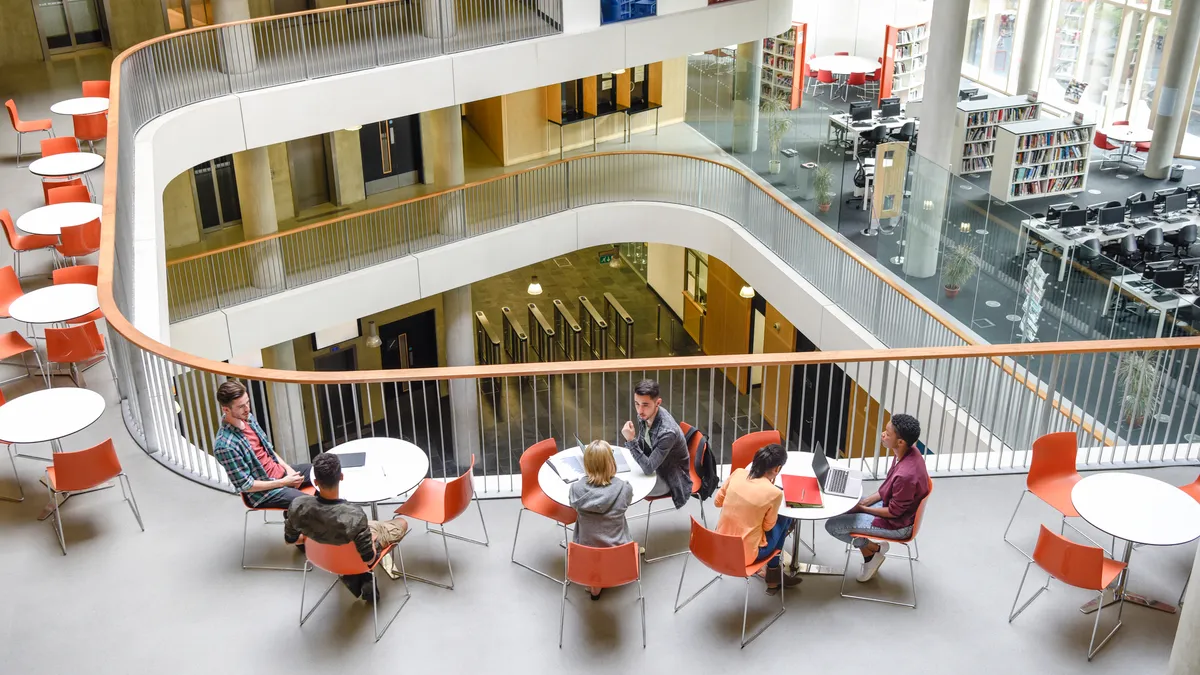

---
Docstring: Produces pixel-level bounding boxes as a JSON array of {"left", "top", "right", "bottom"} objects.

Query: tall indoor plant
[
  {"left": 761, "top": 94, "right": 792, "bottom": 174},
  {"left": 812, "top": 164, "right": 833, "bottom": 213},
  {"left": 1117, "top": 351, "right": 1161, "bottom": 427},
  {"left": 941, "top": 241, "right": 979, "bottom": 298}
]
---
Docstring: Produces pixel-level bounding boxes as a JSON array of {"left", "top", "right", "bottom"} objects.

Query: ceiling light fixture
[
  {"left": 364, "top": 320, "right": 382, "bottom": 348},
  {"left": 344, "top": 124, "right": 362, "bottom": 132},
  {"left": 527, "top": 276, "right": 543, "bottom": 296},
  {"left": 739, "top": 285, "right": 755, "bottom": 299}
]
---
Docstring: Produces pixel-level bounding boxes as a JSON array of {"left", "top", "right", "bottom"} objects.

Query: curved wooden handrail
[{"left": 98, "top": 11, "right": 1200, "bottom": 388}]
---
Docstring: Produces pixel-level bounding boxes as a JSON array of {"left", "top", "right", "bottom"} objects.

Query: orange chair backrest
[
  {"left": 688, "top": 516, "right": 749, "bottom": 577},
  {"left": 0, "top": 266, "right": 20, "bottom": 311},
  {"left": 1093, "top": 130, "right": 1110, "bottom": 148},
  {"left": 567, "top": 541, "right": 640, "bottom": 588},
  {"left": 52, "top": 439, "right": 122, "bottom": 492},
  {"left": 834, "top": 51, "right": 849, "bottom": 55},
  {"left": 0, "top": 210, "right": 18, "bottom": 247},
  {"left": 1028, "top": 431, "right": 1078, "bottom": 488},
  {"left": 47, "top": 185, "right": 91, "bottom": 204},
  {"left": 519, "top": 438, "right": 558, "bottom": 502},
  {"left": 53, "top": 264, "right": 99, "bottom": 286},
  {"left": 46, "top": 323, "right": 104, "bottom": 364},
  {"left": 5, "top": 100, "right": 19, "bottom": 128},
  {"left": 1032, "top": 524, "right": 1105, "bottom": 591},
  {"left": 305, "top": 540, "right": 372, "bottom": 576},
  {"left": 73, "top": 114, "right": 106, "bottom": 142},
  {"left": 909, "top": 477, "right": 934, "bottom": 539},
  {"left": 731, "top": 430, "right": 781, "bottom": 472},
  {"left": 57, "top": 223, "right": 93, "bottom": 255},
  {"left": 82, "top": 80, "right": 110, "bottom": 98},
  {"left": 818, "top": 69, "right": 835, "bottom": 83},
  {"left": 1113, "top": 120, "right": 1129, "bottom": 127},
  {"left": 677, "top": 422, "right": 703, "bottom": 494},
  {"left": 41, "top": 136, "right": 78, "bottom": 157},
  {"left": 847, "top": 72, "right": 866, "bottom": 85},
  {"left": 443, "top": 454, "right": 477, "bottom": 522}
]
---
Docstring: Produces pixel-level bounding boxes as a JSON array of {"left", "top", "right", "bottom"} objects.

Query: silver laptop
[{"left": 811, "top": 443, "right": 861, "bottom": 498}]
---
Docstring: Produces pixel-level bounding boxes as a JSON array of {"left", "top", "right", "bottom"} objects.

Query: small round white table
[
  {"left": 28, "top": 152, "right": 105, "bottom": 178},
  {"left": 1100, "top": 126, "right": 1152, "bottom": 170},
  {"left": 774, "top": 450, "right": 863, "bottom": 574},
  {"left": 50, "top": 97, "right": 109, "bottom": 116},
  {"left": 9, "top": 284, "right": 99, "bottom": 325},
  {"left": 807, "top": 55, "right": 881, "bottom": 76},
  {"left": 1072, "top": 472, "right": 1200, "bottom": 614},
  {"left": 538, "top": 443, "right": 658, "bottom": 508},
  {"left": 16, "top": 202, "right": 102, "bottom": 236},
  {"left": 314, "top": 437, "right": 430, "bottom": 519}
]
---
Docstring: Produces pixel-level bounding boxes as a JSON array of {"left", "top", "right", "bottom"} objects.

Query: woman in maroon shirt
[{"left": 824, "top": 414, "right": 930, "bottom": 582}]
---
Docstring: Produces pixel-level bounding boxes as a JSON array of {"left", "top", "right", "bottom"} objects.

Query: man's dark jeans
[{"left": 252, "top": 463, "right": 313, "bottom": 510}]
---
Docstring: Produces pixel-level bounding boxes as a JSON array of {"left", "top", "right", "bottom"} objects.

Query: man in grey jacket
[{"left": 622, "top": 379, "right": 692, "bottom": 509}]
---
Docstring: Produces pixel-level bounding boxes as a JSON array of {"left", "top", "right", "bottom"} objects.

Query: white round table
[
  {"left": 9, "top": 284, "right": 99, "bottom": 325},
  {"left": 28, "top": 152, "right": 104, "bottom": 178},
  {"left": 314, "top": 437, "right": 429, "bottom": 518},
  {"left": 775, "top": 450, "right": 863, "bottom": 574},
  {"left": 807, "top": 55, "right": 881, "bottom": 76},
  {"left": 538, "top": 443, "right": 658, "bottom": 508},
  {"left": 1100, "top": 126, "right": 1152, "bottom": 169},
  {"left": 0, "top": 387, "right": 105, "bottom": 445},
  {"left": 1072, "top": 472, "right": 1200, "bottom": 614},
  {"left": 16, "top": 202, "right": 102, "bottom": 236},
  {"left": 50, "top": 97, "right": 109, "bottom": 116}
]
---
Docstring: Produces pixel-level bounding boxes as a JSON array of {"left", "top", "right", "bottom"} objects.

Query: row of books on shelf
[
  {"left": 763, "top": 39, "right": 795, "bottom": 57},
  {"left": 764, "top": 54, "right": 793, "bottom": 71},
  {"left": 894, "top": 44, "right": 926, "bottom": 60},
  {"left": 1013, "top": 166, "right": 1049, "bottom": 181},
  {"left": 966, "top": 105, "right": 1038, "bottom": 127},
  {"left": 1015, "top": 144, "right": 1086, "bottom": 165},
  {"left": 896, "top": 25, "right": 928, "bottom": 44},
  {"left": 1016, "top": 128, "right": 1090, "bottom": 150},
  {"left": 894, "top": 57, "right": 925, "bottom": 74},
  {"left": 965, "top": 127, "right": 995, "bottom": 142},
  {"left": 963, "top": 141, "right": 992, "bottom": 158},
  {"left": 1010, "top": 175, "right": 1084, "bottom": 198},
  {"left": 774, "top": 74, "right": 793, "bottom": 88},
  {"left": 962, "top": 157, "right": 992, "bottom": 172}
]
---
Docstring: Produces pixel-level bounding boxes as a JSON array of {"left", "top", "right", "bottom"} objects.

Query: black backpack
[{"left": 685, "top": 426, "right": 719, "bottom": 501}]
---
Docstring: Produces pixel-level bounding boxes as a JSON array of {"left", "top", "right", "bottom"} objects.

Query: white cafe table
[
  {"left": 17, "top": 202, "right": 102, "bottom": 237},
  {"left": 538, "top": 443, "right": 658, "bottom": 508},
  {"left": 1072, "top": 472, "right": 1200, "bottom": 615},
  {"left": 28, "top": 152, "right": 105, "bottom": 178},
  {"left": 50, "top": 97, "right": 110, "bottom": 116},
  {"left": 9, "top": 284, "right": 99, "bottom": 325},
  {"left": 774, "top": 450, "right": 863, "bottom": 575},
  {"left": 807, "top": 55, "right": 881, "bottom": 76},
  {"left": 313, "top": 437, "right": 429, "bottom": 519},
  {"left": 1099, "top": 125, "right": 1153, "bottom": 169}
]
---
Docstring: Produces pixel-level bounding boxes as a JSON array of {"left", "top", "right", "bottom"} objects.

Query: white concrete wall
[
  {"left": 791, "top": 0, "right": 931, "bottom": 59},
  {"left": 647, "top": 243, "right": 686, "bottom": 319}
]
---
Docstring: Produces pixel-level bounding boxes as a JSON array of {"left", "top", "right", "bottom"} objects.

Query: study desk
[
  {"left": 1016, "top": 210, "right": 1200, "bottom": 281},
  {"left": 1100, "top": 273, "right": 1197, "bottom": 338},
  {"left": 827, "top": 112, "right": 916, "bottom": 156}
]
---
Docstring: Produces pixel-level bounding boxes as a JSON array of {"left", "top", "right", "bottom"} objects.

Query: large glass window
[
  {"left": 1039, "top": 0, "right": 1087, "bottom": 109},
  {"left": 1181, "top": 61, "right": 1200, "bottom": 157}
]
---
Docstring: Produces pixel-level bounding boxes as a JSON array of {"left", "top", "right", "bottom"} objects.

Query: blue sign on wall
[{"left": 600, "top": 0, "right": 656, "bottom": 24}]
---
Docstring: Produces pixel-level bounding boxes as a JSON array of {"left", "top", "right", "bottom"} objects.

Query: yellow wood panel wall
[
  {"left": 464, "top": 96, "right": 507, "bottom": 164},
  {"left": 702, "top": 257, "right": 752, "bottom": 393},
  {"left": 761, "top": 302, "right": 795, "bottom": 432}
]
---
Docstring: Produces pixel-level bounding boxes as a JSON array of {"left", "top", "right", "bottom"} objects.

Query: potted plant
[
  {"left": 1117, "top": 351, "right": 1161, "bottom": 427},
  {"left": 761, "top": 95, "right": 792, "bottom": 174},
  {"left": 941, "top": 241, "right": 979, "bottom": 298},
  {"left": 812, "top": 164, "right": 833, "bottom": 213}
]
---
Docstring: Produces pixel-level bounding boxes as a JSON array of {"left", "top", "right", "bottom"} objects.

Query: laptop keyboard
[{"left": 826, "top": 468, "right": 848, "bottom": 494}]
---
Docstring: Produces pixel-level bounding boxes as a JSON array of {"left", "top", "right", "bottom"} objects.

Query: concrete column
[
  {"left": 212, "top": 0, "right": 257, "bottom": 74},
  {"left": 422, "top": 0, "right": 456, "bottom": 39},
  {"left": 731, "top": 41, "right": 762, "bottom": 154},
  {"left": 261, "top": 341, "right": 309, "bottom": 466},
  {"left": 419, "top": 105, "right": 466, "bottom": 237},
  {"left": 329, "top": 130, "right": 366, "bottom": 206},
  {"left": 1016, "top": 0, "right": 1052, "bottom": 96},
  {"left": 443, "top": 285, "right": 479, "bottom": 469},
  {"left": 232, "top": 147, "right": 282, "bottom": 289},
  {"left": 906, "top": 0, "right": 970, "bottom": 280},
  {"left": 1145, "top": 0, "right": 1200, "bottom": 179},
  {"left": 1168, "top": 541, "right": 1200, "bottom": 674}
]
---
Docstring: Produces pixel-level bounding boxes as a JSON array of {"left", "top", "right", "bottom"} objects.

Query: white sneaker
[{"left": 856, "top": 542, "right": 889, "bottom": 582}]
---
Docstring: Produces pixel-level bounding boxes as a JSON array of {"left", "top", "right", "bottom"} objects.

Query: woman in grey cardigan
[{"left": 569, "top": 440, "right": 634, "bottom": 599}]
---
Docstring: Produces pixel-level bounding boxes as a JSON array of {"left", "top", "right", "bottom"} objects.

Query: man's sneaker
[
  {"left": 381, "top": 551, "right": 402, "bottom": 580},
  {"left": 360, "top": 579, "right": 380, "bottom": 604},
  {"left": 856, "top": 542, "right": 889, "bottom": 582}
]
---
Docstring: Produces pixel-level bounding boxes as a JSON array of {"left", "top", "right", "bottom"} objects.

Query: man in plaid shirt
[{"left": 214, "top": 380, "right": 313, "bottom": 512}]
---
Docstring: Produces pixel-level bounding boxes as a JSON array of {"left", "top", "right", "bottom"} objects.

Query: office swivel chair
[
  {"left": 1075, "top": 238, "right": 1103, "bottom": 271},
  {"left": 1167, "top": 224, "right": 1198, "bottom": 258},
  {"left": 890, "top": 121, "right": 917, "bottom": 151},
  {"left": 1126, "top": 192, "right": 1147, "bottom": 207},
  {"left": 1108, "top": 233, "right": 1142, "bottom": 270},
  {"left": 846, "top": 160, "right": 870, "bottom": 209},
  {"left": 1139, "top": 227, "right": 1166, "bottom": 263},
  {"left": 857, "top": 125, "right": 888, "bottom": 159}
]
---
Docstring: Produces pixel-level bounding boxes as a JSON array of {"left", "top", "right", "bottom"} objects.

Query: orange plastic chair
[
  {"left": 47, "top": 184, "right": 91, "bottom": 204},
  {"left": 1, "top": 209, "right": 58, "bottom": 279},
  {"left": 511, "top": 438, "right": 578, "bottom": 582},
  {"left": 394, "top": 454, "right": 488, "bottom": 590},
  {"left": 0, "top": 330, "right": 46, "bottom": 387},
  {"left": 46, "top": 439, "right": 144, "bottom": 554},
  {"left": 82, "top": 80, "right": 110, "bottom": 98},
  {"left": 1003, "top": 431, "right": 1106, "bottom": 558},
  {"left": 41, "top": 178, "right": 86, "bottom": 206},
  {"left": 843, "top": 71, "right": 867, "bottom": 100},
  {"left": 674, "top": 517, "right": 784, "bottom": 648},
  {"left": 1009, "top": 525, "right": 1126, "bottom": 660},
  {"left": 6, "top": 99, "right": 54, "bottom": 167},
  {"left": 1179, "top": 476, "right": 1200, "bottom": 605},
  {"left": 840, "top": 478, "right": 933, "bottom": 608},
  {"left": 72, "top": 114, "right": 106, "bottom": 153},
  {"left": 53, "top": 264, "right": 98, "bottom": 286},
  {"left": 834, "top": 51, "right": 850, "bottom": 55},
  {"left": 815, "top": 69, "right": 837, "bottom": 97},
  {"left": 0, "top": 389, "right": 23, "bottom": 503},
  {"left": 1094, "top": 129, "right": 1120, "bottom": 169},
  {"left": 1112, "top": 120, "right": 1151, "bottom": 152},
  {"left": 731, "top": 430, "right": 781, "bottom": 473},
  {"left": 300, "top": 539, "right": 410, "bottom": 642},
  {"left": 240, "top": 485, "right": 316, "bottom": 571},
  {"left": 40, "top": 136, "right": 79, "bottom": 157},
  {"left": 46, "top": 322, "right": 106, "bottom": 387},
  {"left": 560, "top": 542, "right": 645, "bottom": 648},
  {"left": 0, "top": 265, "right": 24, "bottom": 320},
  {"left": 641, "top": 420, "right": 707, "bottom": 563},
  {"left": 55, "top": 219, "right": 101, "bottom": 262}
]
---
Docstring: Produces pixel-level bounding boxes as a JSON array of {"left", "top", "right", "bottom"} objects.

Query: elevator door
[
  {"left": 35, "top": 0, "right": 107, "bottom": 53},
  {"left": 287, "top": 135, "right": 332, "bottom": 212},
  {"left": 359, "top": 116, "right": 423, "bottom": 196}
]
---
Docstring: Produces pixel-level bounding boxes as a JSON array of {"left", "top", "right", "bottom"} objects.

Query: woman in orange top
[{"left": 714, "top": 443, "right": 801, "bottom": 594}]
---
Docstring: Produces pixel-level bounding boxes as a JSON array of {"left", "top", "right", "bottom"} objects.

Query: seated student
[
  {"left": 714, "top": 443, "right": 801, "bottom": 594},
  {"left": 569, "top": 440, "right": 635, "bottom": 600},
  {"left": 825, "top": 413, "right": 930, "bottom": 582},
  {"left": 284, "top": 453, "right": 410, "bottom": 602},
  {"left": 621, "top": 379, "right": 692, "bottom": 510}
]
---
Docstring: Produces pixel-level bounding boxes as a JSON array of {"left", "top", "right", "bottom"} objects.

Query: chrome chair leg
[
  {"left": 298, "top": 564, "right": 340, "bottom": 626},
  {"left": 1088, "top": 588, "right": 1124, "bottom": 660},
  {"left": 405, "top": 523, "right": 455, "bottom": 590},
  {"left": 673, "top": 553, "right": 721, "bottom": 613},
  {"left": 740, "top": 568, "right": 786, "bottom": 648},
  {"left": 510, "top": 508, "right": 569, "bottom": 583},
  {"left": 425, "top": 491, "right": 489, "bottom": 546},
  {"left": 119, "top": 473, "right": 144, "bottom": 531},
  {"left": 1002, "top": 490, "right": 1031, "bottom": 558},
  {"left": 47, "top": 480, "right": 66, "bottom": 555},
  {"left": 241, "top": 507, "right": 305, "bottom": 571},
  {"left": 1007, "top": 561, "right": 1050, "bottom": 622},
  {"left": 1, "top": 444, "right": 23, "bottom": 502},
  {"left": 372, "top": 546, "right": 411, "bottom": 642},
  {"left": 839, "top": 540, "right": 918, "bottom": 608}
]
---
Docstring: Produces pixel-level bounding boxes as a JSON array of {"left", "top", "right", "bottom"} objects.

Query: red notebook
[{"left": 781, "top": 474, "right": 822, "bottom": 508}]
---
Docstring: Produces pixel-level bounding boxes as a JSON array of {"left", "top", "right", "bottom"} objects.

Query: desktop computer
[
  {"left": 1084, "top": 202, "right": 1107, "bottom": 222},
  {"left": 1154, "top": 188, "right": 1181, "bottom": 205},
  {"left": 958, "top": 88, "right": 978, "bottom": 101},
  {"left": 1154, "top": 268, "right": 1187, "bottom": 290},
  {"left": 1059, "top": 208, "right": 1087, "bottom": 229},
  {"left": 1129, "top": 199, "right": 1155, "bottom": 220},
  {"left": 1163, "top": 192, "right": 1189, "bottom": 216},
  {"left": 1099, "top": 205, "right": 1125, "bottom": 226},
  {"left": 1045, "top": 202, "right": 1073, "bottom": 223},
  {"left": 879, "top": 97, "right": 901, "bottom": 119},
  {"left": 849, "top": 101, "right": 873, "bottom": 123}
]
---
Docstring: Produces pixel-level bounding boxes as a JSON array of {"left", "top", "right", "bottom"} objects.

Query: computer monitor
[
  {"left": 1164, "top": 192, "right": 1189, "bottom": 214},
  {"left": 958, "top": 88, "right": 978, "bottom": 101},
  {"left": 1045, "top": 202, "right": 1073, "bottom": 222},
  {"left": 1154, "top": 188, "right": 1181, "bottom": 204},
  {"left": 1084, "top": 202, "right": 1107, "bottom": 222},
  {"left": 969, "top": 93, "right": 988, "bottom": 101},
  {"left": 1059, "top": 208, "right": 1087, "bottom": 229},
  {"left": 1099, "top": 205, "right": 1126, "bottom": 225},
  {"left": 1155, "top": 268, "right": 1187, "bottom": 290},
  {"left": 1188, "top": 183, "right": 1200, "bottom": 204},
  {"left": 849, "top": 101, "right": 872, "bottom": 122},
  {"left": 1129, "top": 199, "right": 1155, "bottom": 219},
  {"left": 879, "top": 97, "right": 901, "bottom": 118}
]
